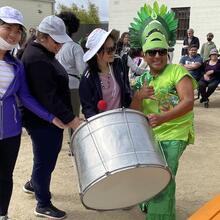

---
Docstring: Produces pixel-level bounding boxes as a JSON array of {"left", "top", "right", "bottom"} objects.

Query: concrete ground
[{"left": 8, "top": 90, "right": 220, "bottom": 220}]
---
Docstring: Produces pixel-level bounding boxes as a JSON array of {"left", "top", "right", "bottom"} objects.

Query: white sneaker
[{"left": 0, "top": 216, "right": 11, "bottom": 220}]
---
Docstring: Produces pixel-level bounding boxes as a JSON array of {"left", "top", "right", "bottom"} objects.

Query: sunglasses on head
[
  {"left": 102, "top": 44, "right": 116, "bottom": 54},
  {"left": 146, "top": 49, "right": 168, "bottom": 57}
]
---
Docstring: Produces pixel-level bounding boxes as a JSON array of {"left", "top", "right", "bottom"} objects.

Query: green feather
[{"left": 129, "top": 1, "right": 178, "bottom": 48}]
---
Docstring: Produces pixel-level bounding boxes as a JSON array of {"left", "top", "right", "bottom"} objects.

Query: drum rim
[
  {"left": 71, "top": 108, "right": 147, "bottom": 144},
  {"left": 79, "top": 165, "right": 171, "bottom": 210}
]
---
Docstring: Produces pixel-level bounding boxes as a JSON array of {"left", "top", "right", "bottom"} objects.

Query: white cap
[
  {"left": 0, "top": 6, "right": 25, "bottom": 28},
  {"left": 38, "top": 15, "right": 72, "bottom": 44},
  {"left": 83, "top": 28, "right": 119, "bottom": 62}
]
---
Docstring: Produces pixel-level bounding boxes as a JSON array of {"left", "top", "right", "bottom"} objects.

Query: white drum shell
[{"left": 71, "top": 108, "right": 171, "bottom": 210}]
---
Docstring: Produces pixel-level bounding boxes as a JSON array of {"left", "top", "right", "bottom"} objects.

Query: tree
[{"left": 56, "top": 1, "right": 100, "bottom": 24}]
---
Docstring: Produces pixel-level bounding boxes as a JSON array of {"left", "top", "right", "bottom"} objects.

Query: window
[{"left": 171, "top": 7, "right": 190, "bottom": 40}]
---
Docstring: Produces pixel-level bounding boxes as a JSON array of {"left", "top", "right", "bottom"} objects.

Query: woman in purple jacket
[{"left": 0, "top": 6, "right": 63, "bottom": 220}]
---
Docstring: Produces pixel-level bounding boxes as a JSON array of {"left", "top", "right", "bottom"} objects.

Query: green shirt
[{"left": 134, "top": 64, "right": 197, "bottom": 143}]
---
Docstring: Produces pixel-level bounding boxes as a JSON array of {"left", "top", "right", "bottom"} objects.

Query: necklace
[{"left": 100, "top": 73, "right": 111, "bottom": 89}]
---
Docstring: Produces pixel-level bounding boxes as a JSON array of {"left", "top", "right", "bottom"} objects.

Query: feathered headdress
[{"left": 129, "top": 1, "right": 178, "bottom": 49}]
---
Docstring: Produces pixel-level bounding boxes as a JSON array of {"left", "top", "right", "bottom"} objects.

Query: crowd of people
[
  {"left": 0, "top": 3, "right": 220, "bottom": 220},
  {"left": 180, "top": 28, "right": 220, "bottom": 108}
]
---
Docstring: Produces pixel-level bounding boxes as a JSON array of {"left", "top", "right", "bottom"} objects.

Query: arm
[
  {"left": 130, "top": 80, "right": 154, "bottom": 111},
  {"left": 184, "top": 62, "right": 202, "bottom": 70},
  {"left": 25, "top": 61, "right": 75, "bottom": 124},
  {"left": 147, "top": 76, "right": 194, "bottom": 127},
  {"left": 18, "top": 64, "right": 54, "bottom": 123}
]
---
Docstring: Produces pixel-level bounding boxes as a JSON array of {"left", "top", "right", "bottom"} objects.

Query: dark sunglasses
[
  {"left": 102, "top": 45, "right": 116, "bottom": 54},
  {"left": 146, "top": 49, "right": 168, "bottom": 57}
]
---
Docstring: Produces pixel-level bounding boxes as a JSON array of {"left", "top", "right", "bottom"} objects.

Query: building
[
  {"left": 0, "top": 0, "right": 55, "bottom": 33},
  {"left": 109, "top": 0, "right": 220, "bottom": 63}
]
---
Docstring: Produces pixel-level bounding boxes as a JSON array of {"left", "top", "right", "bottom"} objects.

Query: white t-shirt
[
  {"left": 0, "top": 60, "right": 14, "bottom": 97},
  {"left": 56, "top": 41, "right": 86, "bottom": 89}
]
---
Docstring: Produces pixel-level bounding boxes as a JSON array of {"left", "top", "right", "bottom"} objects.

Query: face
[
  {"left": 123, "top": 34, "right": 129, "bottom": 45},
  {"left": 41, "top": 36, "right": 63, "bottom": 54},
  {"left": 187, "top": 30, "right": 194, "bottom": 38},
  {"left": 143, "top": 48, "right": 168, "bottom": 75},
  {"left": 29, "top": 28, "right": 36, "bottom": 36},
  {"left": 207, "top": 35, "right": 213, "bottom": 41},
  {"left": 97, "top": 37, "right": 116, "bottom": 63},
  {"left": 0, "top": 23, "right": 22, "bottom": 45},
  {"left": 210, "top": 54, "right": 218, "bottom": 61},
  {"left": 188, "top": 47, "right": 198, "bottom": 56}
]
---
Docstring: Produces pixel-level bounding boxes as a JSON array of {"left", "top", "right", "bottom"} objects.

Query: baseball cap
[
  {"left": 142, "top": 32, "right": 168, "bottom": 52},
  {"left": 83, "top": 28, "right": 119, "bottom": 62},
  {"left": 38, "top": 15, "right": 72, "bottom": 44},
  {"left": 0, "top": 6, "right": 25, "bottom": 28}
]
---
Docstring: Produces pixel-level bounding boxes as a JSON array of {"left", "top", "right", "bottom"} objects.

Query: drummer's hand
[
  {"left": 147, "top": 113, "right": 165, "bottom": 127},
  {"left": 67, "top": 117, "right": 83, "bottom": 130},
  {"left": 135, "top": 80, "right": 154, "bottom": 100},
  {"left": 52, "top": 117, "right": 66, "bottom": 129}
]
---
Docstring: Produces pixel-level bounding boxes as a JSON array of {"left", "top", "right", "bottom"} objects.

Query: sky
[{"left": 55, "top": 0, "right": 109, "bottom": 21}]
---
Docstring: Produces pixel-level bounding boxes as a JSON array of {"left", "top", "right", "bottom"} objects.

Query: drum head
[{"left": 82, "top": 166, "right": 171, "bottom": 210}]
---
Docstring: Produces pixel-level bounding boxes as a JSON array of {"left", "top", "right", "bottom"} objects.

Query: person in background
[
  {"left": 29, "top": 27, "right": 36, "bottom": 37},
  {"left": 0, "top": 6, "right": 64, "bottom": 220},
  {"left": 131, "top": 31, "right": 196, "bottom": 220},
  {"left": 198, "top": 48, "right": 220, "bottom": 108},
  {"left": 79, "top": 28, "right": 131, "bottom": 119},
  {"left": 181, "top": 28, "right": 200, "bottom": 56},
  {"left": 21, "top": 15, "right": 82, "bottom": 219},
  {"left": 128, "top": 47, "right": 148, "bottom": 88},
  {"left": 116, "top": 31, "right": 130, "bottom": 56},
  {"left": 179, "top": 44, "right": 203, "bottom": 81},
  {"left": 200, "top": 32, "right": 217, "bottom": 62},
  {"left": 56, "top": 11, "right": 86, "bottom": 143}
]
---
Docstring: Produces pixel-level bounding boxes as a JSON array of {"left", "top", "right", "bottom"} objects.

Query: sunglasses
[
  {"left": 102, "top": 45, "right": 116, "bottom": 54},
  {"left": 146, "top": 49, "right": 168, "bottom": 57}
]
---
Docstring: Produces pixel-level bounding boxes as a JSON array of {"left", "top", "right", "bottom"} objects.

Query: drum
[{"left": 70, "top": 108, "right": 171, "bottom": 210}]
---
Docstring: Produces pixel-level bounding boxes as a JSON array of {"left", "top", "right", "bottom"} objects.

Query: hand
[
  {"left": 204, "top": 74, "right": 210, "bottom": 81},
  {"left": 147, "top": 113, "right": 165, "bottom": 127},
  {"left": 52, "top": 117, "right": 66, "bottom": 129},
  {"left": 136, "top": 80, "right": 154, "bottom": 100},
  {"left": 67, "top": 117, "right": 84, "bottom": 130}
]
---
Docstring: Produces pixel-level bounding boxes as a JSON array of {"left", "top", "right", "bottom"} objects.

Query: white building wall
[
  {"left": 109, "top": 0, "right": 220, "bottom": 63},
  {"left": 0, "top": 0, "right": 55, "bottom": 33}
]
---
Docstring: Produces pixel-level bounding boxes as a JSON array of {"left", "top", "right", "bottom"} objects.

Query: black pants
[
  {"left": 27, "top": 125, "right": 63, "bottom": 208},
  {"left": 198, "top": 78, "right": 219, "bottom": 101},
  {"left": 0, "top": 135, "right": 21, "bottom": 215}
]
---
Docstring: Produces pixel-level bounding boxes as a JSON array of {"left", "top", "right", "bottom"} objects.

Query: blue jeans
[{"left": 27, "top": 125, "right": 63, "bottom": 208}]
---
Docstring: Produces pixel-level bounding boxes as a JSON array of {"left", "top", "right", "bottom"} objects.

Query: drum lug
[{"left": 105, "top": 171, "right": 111, "bottom": 176}]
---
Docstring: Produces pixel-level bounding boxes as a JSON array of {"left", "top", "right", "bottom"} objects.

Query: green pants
[{"left": 141, "top": 140, "right": 187, "bottom": 220}]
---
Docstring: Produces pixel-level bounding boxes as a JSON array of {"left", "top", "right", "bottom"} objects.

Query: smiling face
[
  {"left": 0, "top": 22, "right": 22, "bottom": 45},
  {"left": 143, "top": 48, "right": 168, "bottom": 75}
]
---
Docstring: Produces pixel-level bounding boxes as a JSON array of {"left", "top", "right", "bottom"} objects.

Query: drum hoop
[
  {"left": 80, "top": 164, "right": 171, "bottom": 210},
  {"left": 71, "top": 108, "right": 147, "bottom": 143}
]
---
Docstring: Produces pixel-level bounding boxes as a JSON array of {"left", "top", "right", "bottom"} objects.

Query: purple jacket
[{"left": 0, "top": 53, "right": 54, "bottom": 140}]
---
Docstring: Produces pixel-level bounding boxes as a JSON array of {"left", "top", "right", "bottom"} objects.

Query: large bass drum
[{"left": 70, "top": 108, "right": 171, "bottom": 210}]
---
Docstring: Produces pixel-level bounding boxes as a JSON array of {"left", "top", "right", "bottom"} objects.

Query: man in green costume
[{"left": 130, "top": 31, "right": 196, "bottom": 220}]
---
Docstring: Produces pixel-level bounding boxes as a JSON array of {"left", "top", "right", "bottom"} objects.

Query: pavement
[{"left": 8, "top": 90, "right": 220, "bottom": 220}]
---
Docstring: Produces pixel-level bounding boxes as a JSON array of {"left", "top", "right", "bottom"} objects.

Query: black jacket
[
  {"left": 79, "top": 57, "right": 131, "bottom": 119},
  {"left": 182, "top": 36, "right": 200, "bottom": 56},
  {"left": 21, "top": 42, "right": 75, "bottom": 127}
]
